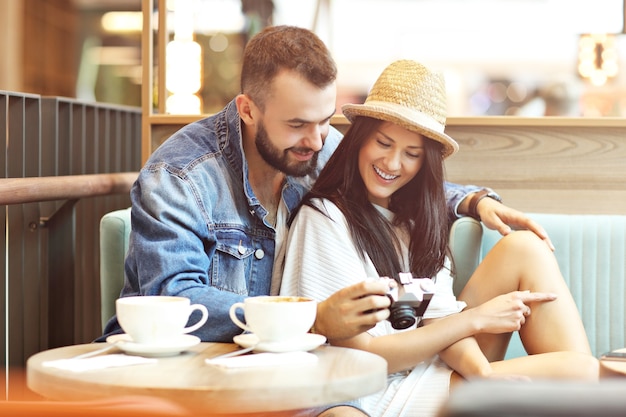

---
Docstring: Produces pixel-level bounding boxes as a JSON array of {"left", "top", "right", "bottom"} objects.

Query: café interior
[{"left": 2, "top": 0, "right": 626, "bottom": 414}]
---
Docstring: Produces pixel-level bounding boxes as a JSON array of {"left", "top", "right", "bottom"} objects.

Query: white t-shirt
[{"left": 279, "top": 198, "right": 466, "bottom": 417}]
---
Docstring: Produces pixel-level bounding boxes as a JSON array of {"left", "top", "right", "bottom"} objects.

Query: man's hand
[
  {"left": 314, "top": 279, "right": 394, "bottom": 341},
  {"left": 475, "top": 197, "right": 555, "bottom": 251}
]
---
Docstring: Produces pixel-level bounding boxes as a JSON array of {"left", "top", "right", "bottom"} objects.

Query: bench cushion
[{"left": 480, "top": 213, "right": 626, "bottom": 358}]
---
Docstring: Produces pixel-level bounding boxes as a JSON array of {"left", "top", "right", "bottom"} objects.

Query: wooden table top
[{"left": 26, "top": 342, "right": 387, "bottom": 414}]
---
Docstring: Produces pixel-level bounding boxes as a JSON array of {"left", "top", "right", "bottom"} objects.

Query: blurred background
[{"left": 1, "top": 0, "right": 625, "bottom": 117}]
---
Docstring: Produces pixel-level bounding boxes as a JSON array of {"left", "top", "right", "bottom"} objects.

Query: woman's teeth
[{"left": 374, "top": 165, "right": 398, "bottom": 180}]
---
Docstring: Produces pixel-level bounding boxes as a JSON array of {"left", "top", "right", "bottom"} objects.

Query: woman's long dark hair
[{"left": 292, "top": 116, "right": 449, "bottom": 280}]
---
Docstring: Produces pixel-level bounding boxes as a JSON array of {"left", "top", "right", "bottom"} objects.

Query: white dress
[{"left": 279, "top": 199, "right": 466, "bottom": 417}]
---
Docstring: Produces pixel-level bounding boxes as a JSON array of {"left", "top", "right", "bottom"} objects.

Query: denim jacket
[{"left": 101, "top": 99, "right": 485, "bottom": 342}]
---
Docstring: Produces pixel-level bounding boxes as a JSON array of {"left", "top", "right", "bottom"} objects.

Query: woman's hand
[{"left": 468, "top": 290, "right": 557, "bottom": 334}]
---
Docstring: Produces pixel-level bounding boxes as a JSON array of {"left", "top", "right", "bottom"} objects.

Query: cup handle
[
  {"left": 229, "top": 302, "right": 252, "bottom": 332},
  {"left": 182, "top": 304, "right": 209, "bottom": 334}
]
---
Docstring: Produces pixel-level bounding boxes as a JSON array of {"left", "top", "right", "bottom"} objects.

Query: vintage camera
[{"left": 386, "top": 272, "right": 435, "bottom": 330}]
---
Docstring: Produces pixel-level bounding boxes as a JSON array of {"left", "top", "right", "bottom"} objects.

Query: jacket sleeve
[
  {"left": 123, "top": 167, "right": 246, "bottom": 343},
  {"left": 445, "top": 181, "right": 482, "bottom": 221}
]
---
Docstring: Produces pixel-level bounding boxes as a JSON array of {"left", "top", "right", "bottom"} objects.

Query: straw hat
[{"left": 342, "top": 60, "right": 459, "bottom": 158}]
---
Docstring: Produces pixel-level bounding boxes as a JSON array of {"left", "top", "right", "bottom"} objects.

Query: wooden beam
[{"left": 0, "top": 172, "right": 138, "bottom": 205}]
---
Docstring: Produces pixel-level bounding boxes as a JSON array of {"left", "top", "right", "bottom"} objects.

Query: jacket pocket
[{"left": 212, "top": 228, "right": 255, "bottom": 294}]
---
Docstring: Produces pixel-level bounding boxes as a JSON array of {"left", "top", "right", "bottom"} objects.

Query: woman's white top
[{"left": 279, "top": 199, "right": 466, "bottom": 417}]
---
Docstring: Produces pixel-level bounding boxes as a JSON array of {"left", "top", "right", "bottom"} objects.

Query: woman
[{"left": 279, "top": 60, "right": 598, "bottom": 417}]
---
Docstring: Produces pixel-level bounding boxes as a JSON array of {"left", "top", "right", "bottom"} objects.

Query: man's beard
[{"left": 255, "top": 122, "right": 319, "bottom": 177}]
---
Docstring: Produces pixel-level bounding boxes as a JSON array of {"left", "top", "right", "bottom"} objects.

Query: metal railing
[{"left": 1, "top": 91, "right": 142, "bottom": 379}]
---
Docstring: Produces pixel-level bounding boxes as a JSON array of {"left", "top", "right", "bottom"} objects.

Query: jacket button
[{"left": 254, "top": 249, "right": 265, "bottom": 259}]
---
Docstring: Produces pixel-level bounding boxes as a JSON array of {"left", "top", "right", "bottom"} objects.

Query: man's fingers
[
  {"left": 349, "top": 279, "right": 391, "bottom": 298},
  {"left": 362, "top": 306, "right": 390, "bottom": 322},
  {"left": 521, "top": 218, "right": 548, "bottom": 238},
  {"left": 543, "top": 236, "right": 556, "bottom": 251},
  {"left": 357, "top": 291, "right": 392, "bottom": 314},
  {"left": 484, "top": 210, "right": 555, "bottom": 252},
  {"left": 523, "top": 220, "right": 555, "bottom": 251}
]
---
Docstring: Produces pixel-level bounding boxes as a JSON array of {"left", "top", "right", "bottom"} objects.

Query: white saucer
[
  {"left": 106, "top": 334, "right": 201, "bottom": 357},
  {"left": 233, "top": 333, "right": 326, "bottom": 353}
]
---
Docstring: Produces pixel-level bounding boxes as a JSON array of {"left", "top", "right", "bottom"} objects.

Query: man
[{"left": 101, "top": 25, "right": 550, "bottom": 416}]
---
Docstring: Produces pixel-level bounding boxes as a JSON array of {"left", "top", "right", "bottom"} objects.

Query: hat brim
[{"left": 342, "top": 101, "right": 459, "bottom": 159}]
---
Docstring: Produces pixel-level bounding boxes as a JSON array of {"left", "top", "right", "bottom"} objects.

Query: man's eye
[{"left": 289, "top": 124, "right": 305, "bottom": 129}]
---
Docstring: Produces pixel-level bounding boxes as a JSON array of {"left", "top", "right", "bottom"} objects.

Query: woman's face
[{"left": 358, "top": 121, "right": 426, "bottom": 208}]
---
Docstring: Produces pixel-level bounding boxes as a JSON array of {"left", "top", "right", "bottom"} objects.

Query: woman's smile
[{"left": 373, "top": 165, "right": 399, "bottom": 181}]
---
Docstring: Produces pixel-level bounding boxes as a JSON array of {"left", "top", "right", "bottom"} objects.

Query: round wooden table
[
  {"left": 600, "top": 347, "right": 626, "bottom": 378},
  {"left": 27, "top": 342, "right": 387, "bottom": 414}
]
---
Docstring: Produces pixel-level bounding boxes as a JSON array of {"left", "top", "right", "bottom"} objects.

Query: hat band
[{"left": 362, "top": 100, "right": 445, "bottom": 134}]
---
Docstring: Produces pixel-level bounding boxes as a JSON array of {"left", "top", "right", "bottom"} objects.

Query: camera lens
[{"left": 389, "top": 304, "right": 416, "bottom": 329}]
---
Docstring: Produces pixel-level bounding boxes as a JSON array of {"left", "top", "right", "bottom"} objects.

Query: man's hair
[{"left": 241, "top": 25, "right": 337, "bottom": 110}]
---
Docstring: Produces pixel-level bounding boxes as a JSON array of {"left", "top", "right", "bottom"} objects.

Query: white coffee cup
[
  {"left": 229, "top": 296, "right": 316, "bottom": 343},
  {"left": 116, "top": 296, "right": 209, "bottom": 344}
]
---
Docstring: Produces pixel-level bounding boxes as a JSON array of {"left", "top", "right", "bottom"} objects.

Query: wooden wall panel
[
  {"left": 444, "top": 119, "right": 626, "bottom": 215},
  {"left": 332, "top": 116, "right": 626, "bottom": 215},
  {"left": 21, "top": 0, "right": 78, "bottom": 97}
]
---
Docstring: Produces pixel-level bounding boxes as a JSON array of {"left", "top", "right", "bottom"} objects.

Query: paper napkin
[
  {"left": 205, "top": 351, "right": 318, "bottom": 369},
  {"left": 43, "top": 354, "right": 157, "bottom": 372}
]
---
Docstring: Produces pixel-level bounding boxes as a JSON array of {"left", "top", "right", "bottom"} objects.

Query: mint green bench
[
  {"left": 450, "top": 214, "right": 626, "bottom": 358},
  {"left": 99, "top": 207, "right": 132, "bottom": 329},
  {"left": 101, "top": 209, "right": 626, "bottom": 358}
]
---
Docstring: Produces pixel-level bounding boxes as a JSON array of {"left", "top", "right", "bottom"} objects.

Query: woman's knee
[
  {"left": 498, "top": 230, "right": 546, "bottom": 253},
  {"left": 579, "top": 354, "right": 600, "bottom": 381},
  {"left": 494, "top": 230, "right": 557, "bottom": 266}
]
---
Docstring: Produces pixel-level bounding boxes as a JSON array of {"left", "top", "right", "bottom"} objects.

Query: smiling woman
[{"left": 278, "top": 59, "right": 599, "bottom": 417}]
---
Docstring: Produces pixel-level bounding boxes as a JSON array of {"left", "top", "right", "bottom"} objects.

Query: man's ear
[{"left": 236, "top": 94, "right": 256, "bottom": 125}]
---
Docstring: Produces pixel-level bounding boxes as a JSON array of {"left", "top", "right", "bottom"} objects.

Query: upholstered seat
[
  {"left": 449, "top": 213, "right": 626, "bottom": 358},
  {"left": 99, "top": 209, "right": 626, "bottom": 358},
  {"left": 99, "top": 207, "right": 131, "bottom": 329}
]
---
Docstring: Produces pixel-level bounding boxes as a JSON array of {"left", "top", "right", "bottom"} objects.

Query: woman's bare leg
[
  {"left": 489, "top": 351, "right": 599, "bottom": 381},
  {"left": 459, "top": 230, "right": 592, "bottom": 361}
]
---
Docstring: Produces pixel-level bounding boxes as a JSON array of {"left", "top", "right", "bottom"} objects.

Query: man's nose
[{"left": 301, "top": 124, "right": 324, "bottom": 151}]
